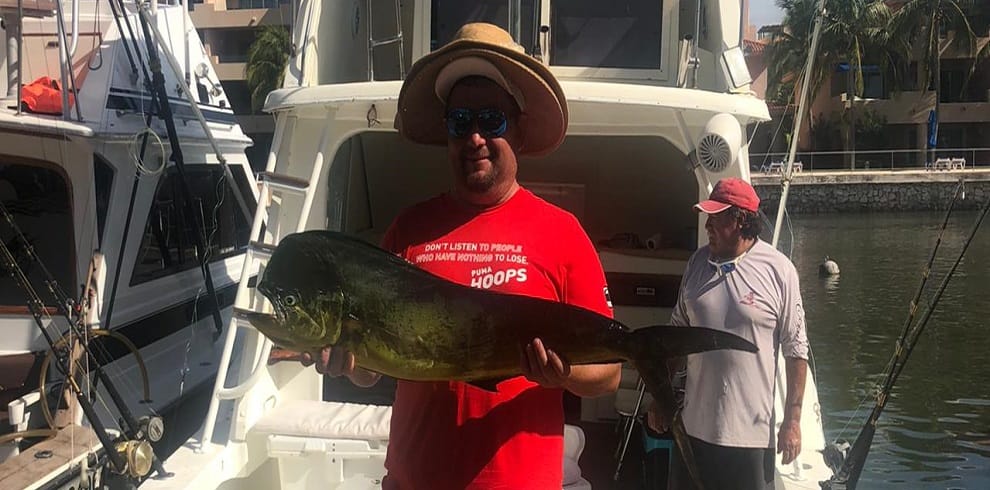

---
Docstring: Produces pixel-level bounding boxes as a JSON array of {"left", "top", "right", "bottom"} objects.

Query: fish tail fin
[
  {"left": 627, "top": 324, "right": 758, "bottom": 360},
  {"left": 625, "top": 325, "right": 754, "bottom": 490},
  {"left": 624, "top": 325, "right": 756, "bottom": 399}
]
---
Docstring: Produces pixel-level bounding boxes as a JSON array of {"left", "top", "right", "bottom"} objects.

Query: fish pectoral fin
[{"left": 464, "top": 378, "right": 507, "bottom": 393}]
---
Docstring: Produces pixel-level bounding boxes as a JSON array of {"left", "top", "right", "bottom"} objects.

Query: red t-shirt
[{"left": 379, "top": 188, "right": 612, "bottom": 490}]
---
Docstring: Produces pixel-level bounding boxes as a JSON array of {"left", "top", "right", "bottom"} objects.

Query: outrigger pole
[
  {"left": 823, "top": 181, "right": 989, "bottom": 489},
  {"left": 0, "top": 202, "right": 163, "bottom": 484},
  {"left": 771, "top": 0, "right": 827, "bottom": 249},
  {"left": 132, "top": 0, "right": 226, "bottom": 340}
]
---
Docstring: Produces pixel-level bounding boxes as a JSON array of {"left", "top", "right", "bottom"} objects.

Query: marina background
[{"left": 786, "top": 210, "right": 990, "bottom": 489}]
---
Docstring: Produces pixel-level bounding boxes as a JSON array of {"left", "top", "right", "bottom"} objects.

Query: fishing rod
[
  {"left": 0, "top": 202, "right": 167, "bottom": 482},
  {"left": 823, "top": 183, "right": 989, "bottom": 489},
  {"left": 0, "top": 222, "right": 129, "bottom": 474},
  {"left": 885, "top": 179, "right": 964, "bottom": 376},
  {"left": 101, "top": 0, "right": 169, "bottom": 343}
]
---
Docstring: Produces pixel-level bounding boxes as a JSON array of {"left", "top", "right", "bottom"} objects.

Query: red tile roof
[{"left": 744, "top": 39, "right": 769, "bottom": 56}]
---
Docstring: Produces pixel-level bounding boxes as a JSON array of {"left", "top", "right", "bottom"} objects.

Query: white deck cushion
[{"left": 253, "top": 399, "right": 392, "bottom": 440}]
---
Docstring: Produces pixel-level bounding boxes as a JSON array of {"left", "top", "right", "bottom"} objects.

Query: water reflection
[
  {"left": 787, "top": 211, "right": 990, "bottom": 489},
  {"left": 821, "top": 274, "right": 841, "bottom": 295}
]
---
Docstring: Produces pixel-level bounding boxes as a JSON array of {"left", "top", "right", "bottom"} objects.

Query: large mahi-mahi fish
[{"left": 239, "top": 230, "right": 756, "bottom": 488}]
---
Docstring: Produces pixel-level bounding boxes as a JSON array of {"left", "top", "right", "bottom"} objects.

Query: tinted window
[
  {"left": 432, "top": 0, "right": 541, "bottom": 54},
  {"left": 131, "top": 165, "right": 255, "bottom": 285},
  {"left": 550, "top": 0, "right": 662, "bottom": 70},
  {"left": 0, "top": 162, "right": 74, "bottom": 307}
]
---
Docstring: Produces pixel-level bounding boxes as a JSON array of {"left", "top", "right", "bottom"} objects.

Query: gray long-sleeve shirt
[{"left": 672, "top": 239, "right": 808, "bottom": 448}]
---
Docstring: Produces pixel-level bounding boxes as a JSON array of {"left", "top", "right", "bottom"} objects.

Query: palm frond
[{"left": 245, "top": 25, "right": 292, "bottom": 112}]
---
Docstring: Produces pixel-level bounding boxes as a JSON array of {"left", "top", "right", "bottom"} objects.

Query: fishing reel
[
  {"left": 113, "top": 438, "right": 155, "bottom": 479},
  {"left": 104, "top": 415, "right": 164, "bottom": 484}
]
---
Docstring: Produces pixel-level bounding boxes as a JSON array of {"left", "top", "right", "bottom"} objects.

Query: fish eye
[{"left": 283, "top": 294, "right": 299, "bottom": 307}]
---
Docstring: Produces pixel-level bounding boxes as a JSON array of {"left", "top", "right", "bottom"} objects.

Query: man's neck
[
  {"left": 454, "top": 181, "right": 520, "bottom": 209},
  {"left": 712, "top": 237, "right": 757, "bottom": 262}
]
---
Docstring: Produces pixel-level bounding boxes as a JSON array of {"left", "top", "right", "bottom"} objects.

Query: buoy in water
[{"left": 819, "top": 255, "right": 840, "bottom": 276}]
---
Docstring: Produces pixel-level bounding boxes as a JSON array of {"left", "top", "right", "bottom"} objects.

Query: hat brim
[
  {"left": 395, "top": 39, "right": 567, "bottom": 157},
  {"left": 694, "top": 201, "right": 733, "bottom": 214}
]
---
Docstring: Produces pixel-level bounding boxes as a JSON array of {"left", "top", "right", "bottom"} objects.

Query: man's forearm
[
  {"left": 563, "top": 363, "right": 621, "bottom": 397},
  {"left": 783, "top": 357, "right": 808, "bottom": 422}
]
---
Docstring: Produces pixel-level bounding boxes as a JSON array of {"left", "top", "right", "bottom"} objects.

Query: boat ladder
[
  {"left": 367, "top": 0, "right": 405, "bottom": 81},
  {"left": 197, "top": 111, "right": 336, "bottom": 447}
]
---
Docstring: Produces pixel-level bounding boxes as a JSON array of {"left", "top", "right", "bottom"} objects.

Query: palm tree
[
  {"left": 889, "top": 0, "right": 988, "bottom": 160},
  {"left": 768, "top": 0, "right": 894, "bottom": 168},
  {"left": 245, "top": 25, "right": 292, "bottom": 112}
]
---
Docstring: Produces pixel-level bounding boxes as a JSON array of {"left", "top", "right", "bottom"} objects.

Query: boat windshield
[
  {"left": 432, "top": 0, "right": 541, "bottom": 54},
  {"left": 549, "top": 0, "right": 662, "bottom": 70},
  {"left": 0, "top": 162, "right": 75, "bottom": 309},
  {"left": 431, "top": 0, "right": 664, "bottom": 71}
]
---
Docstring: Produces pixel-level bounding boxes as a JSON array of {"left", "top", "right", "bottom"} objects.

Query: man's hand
[
  {"left": 777, "top": 418, "right": 802, "bottom": 464},
  {"left": 304, "top": 346, "right": 381, "bottom": 387},
  {"left": 306, "top": 346, "right": 357, "bottom": 377},
  {"left": 520, "top": 337, "right": 571, "bottom": 388},
  {"left": 520, "top": 338, "right": 620, "bottom": 397}
]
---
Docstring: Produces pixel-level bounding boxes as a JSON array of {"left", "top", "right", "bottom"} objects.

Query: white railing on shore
[{"left": 751, "top": 147, "right": 990, "bottom": 173}]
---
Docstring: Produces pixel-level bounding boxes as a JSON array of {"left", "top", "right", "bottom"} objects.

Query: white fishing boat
[
  {"left": 0, "top": 0, "right": 256, "bottom": 487},
  {"left": 149, "top": 1, "right": 833, "bottom": 489}
]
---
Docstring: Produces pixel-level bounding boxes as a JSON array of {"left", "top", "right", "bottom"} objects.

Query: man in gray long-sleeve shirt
[{"left": 648, "top": 177, "right": 809, "bottom": 490}]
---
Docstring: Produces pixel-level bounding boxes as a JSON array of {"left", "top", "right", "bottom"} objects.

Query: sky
[{"left": 750, "top": 0, "right": 785, "bottom": 29}]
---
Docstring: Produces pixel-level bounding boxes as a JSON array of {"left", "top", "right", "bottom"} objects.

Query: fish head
[{"left": 248, "top": 232, "right": 347, "bottom": 351}]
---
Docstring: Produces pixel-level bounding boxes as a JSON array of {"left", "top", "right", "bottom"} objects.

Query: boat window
[
  {"left": 93, "top": 155, "right": 115, "bottom": 248},
  {"left": 130, "top": 165, "right": 255, "bottom": 285},
  {"left": 431, "top": 0, "right": 541, "bottom": 55},
  {"left": 550, "top": 0, "right": 662, "bottom": 70},
  {"left": 0, "top": 161, "right": 75, "bottom": 308}
]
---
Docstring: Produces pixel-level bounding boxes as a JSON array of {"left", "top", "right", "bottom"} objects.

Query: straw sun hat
[{"left": 395, "top": 23, "right": 567, "bottom": 157}]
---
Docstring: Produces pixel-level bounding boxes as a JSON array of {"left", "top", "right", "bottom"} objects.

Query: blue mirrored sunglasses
[{"left": 444, "top": 108, "right": 508, "bottom": 139}]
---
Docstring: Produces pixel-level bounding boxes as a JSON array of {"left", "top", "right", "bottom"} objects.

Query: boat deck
[{"left": 320, "top": 376, "right": 664, "bottom": 489}]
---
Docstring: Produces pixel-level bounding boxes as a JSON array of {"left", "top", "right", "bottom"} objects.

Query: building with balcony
[
  {"left": 810, "top": 33, "right": 990, "bottom": 168},
  {"left": 188, "top": 0, "right": 293, "bottom": 170},
  {"left": 746, "top": 3, "right": 990, "bottom": 170}
]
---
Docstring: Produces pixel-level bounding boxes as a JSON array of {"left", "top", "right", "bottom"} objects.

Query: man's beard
[{"left": 462, "top": 162, "right": 499, "bottom": 193}]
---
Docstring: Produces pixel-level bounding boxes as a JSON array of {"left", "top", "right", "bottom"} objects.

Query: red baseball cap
[{"left": 694, "top": 178, "right": 760, "bottom": 213}]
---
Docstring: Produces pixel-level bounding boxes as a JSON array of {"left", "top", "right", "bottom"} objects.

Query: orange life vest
[{"left": 20, "top": 76, "right": 74, "bottom": 115}]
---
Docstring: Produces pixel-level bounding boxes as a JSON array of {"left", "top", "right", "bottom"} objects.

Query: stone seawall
[{"left": 752, "top": 170, "right": 990, "bottom": 213}]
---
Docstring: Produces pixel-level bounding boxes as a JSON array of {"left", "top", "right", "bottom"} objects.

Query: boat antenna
[
  {"left": 823, "top": 180, "right": 988, "bottom": 489},
  {"left": 771, "top": 0, "right": 827, "bottom": 249}
]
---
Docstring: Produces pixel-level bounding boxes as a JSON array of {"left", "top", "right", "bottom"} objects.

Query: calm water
[{"left": 780, "top": 211, "right": 990, "bottom": 489}]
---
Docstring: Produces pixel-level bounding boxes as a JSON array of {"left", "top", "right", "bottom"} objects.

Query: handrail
[
  {"left": 197, "top": 115, "right": 293, "bottom": 449},
  {"left": 199, "top": 109, "right": 335, "bottom": 446},
  {"left": 752, "top": 147, "right": 990, "bottom": 172},
  {"left": 68, "top": 0, "right": 78, "bottom": 57}
]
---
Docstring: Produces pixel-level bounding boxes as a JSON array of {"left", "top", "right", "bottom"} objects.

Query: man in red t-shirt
[{"left": 307, "top": 23, "right": 620, "bottom": 489}]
